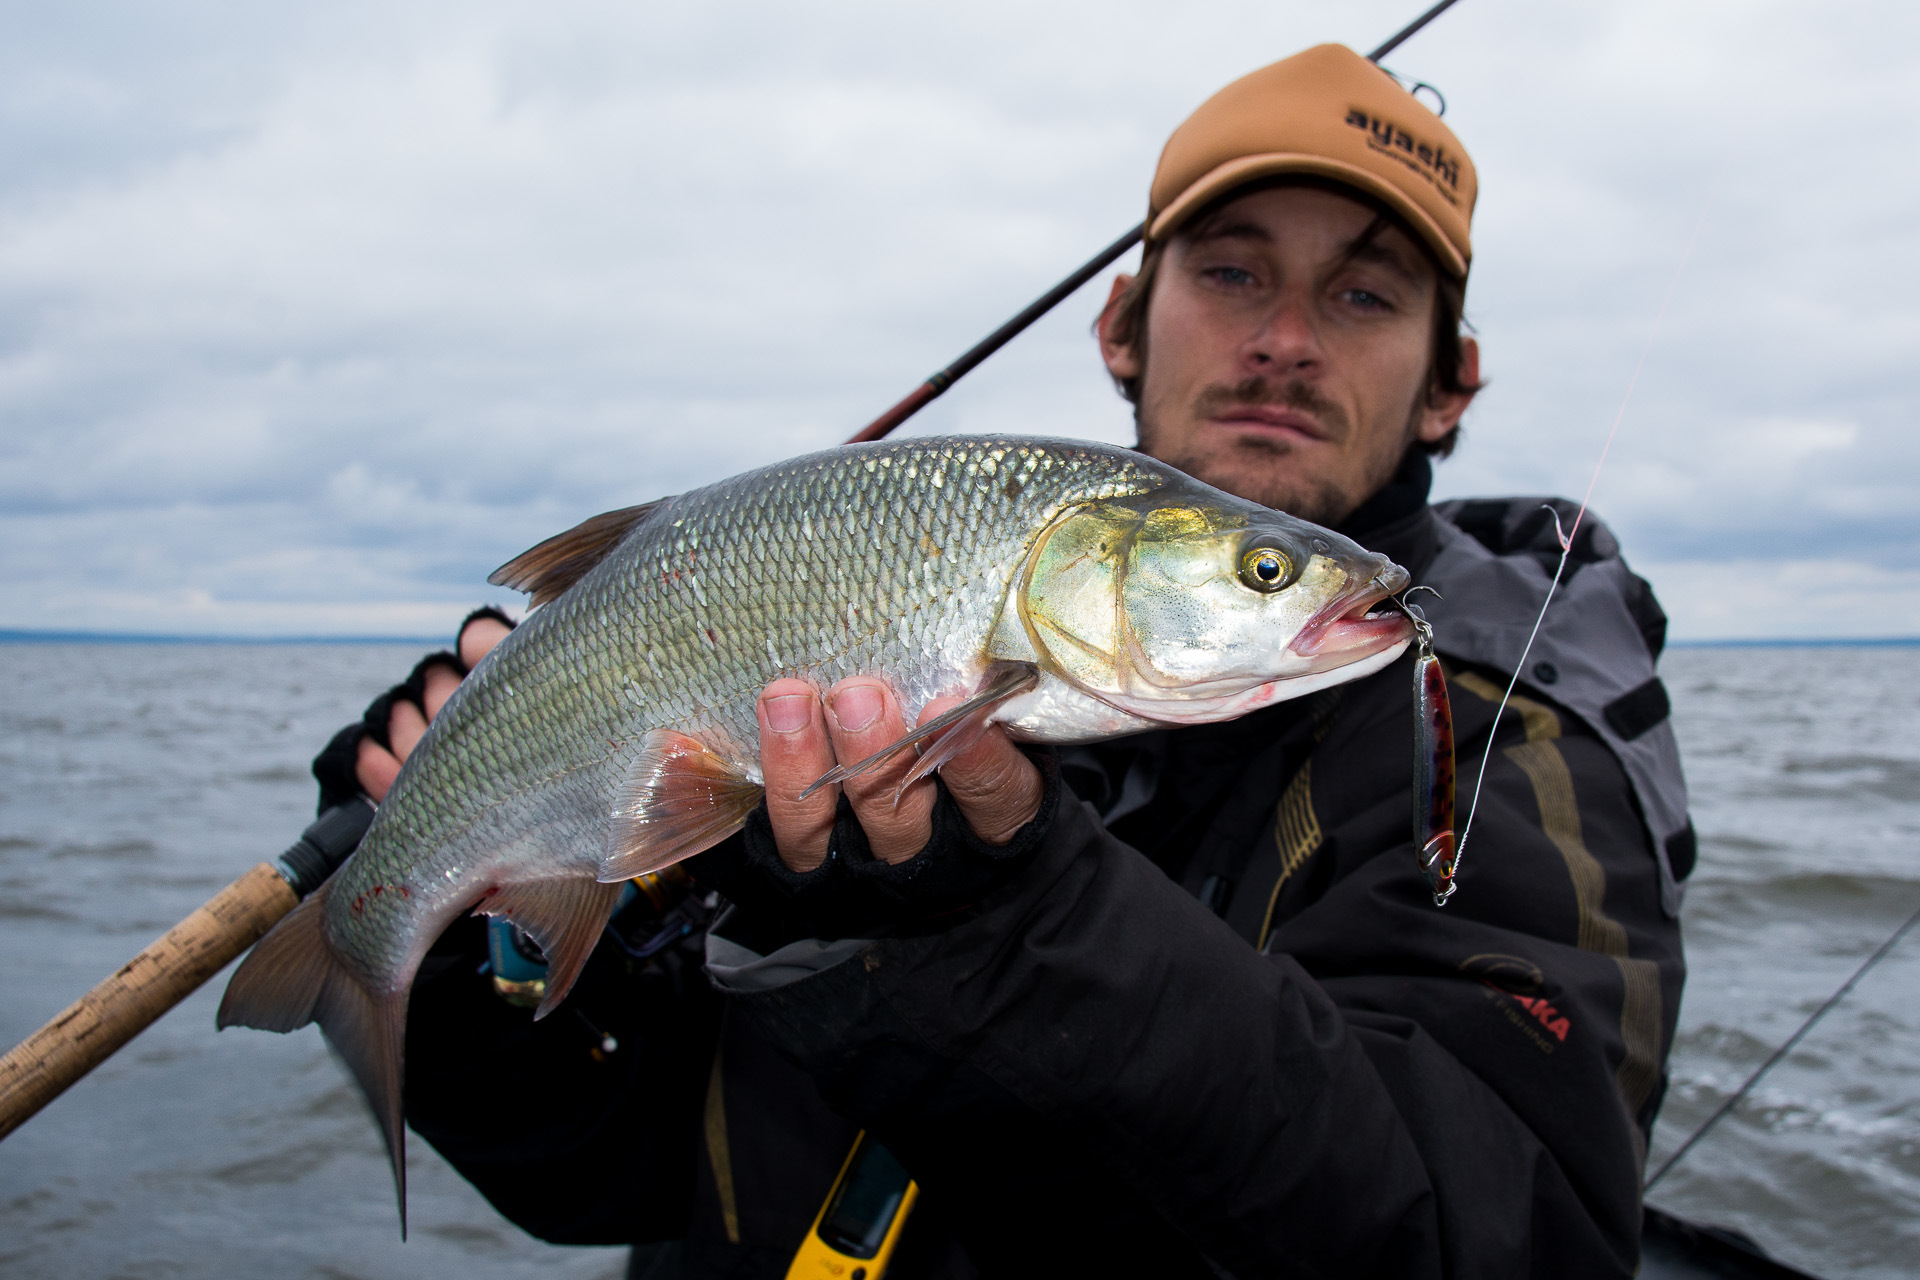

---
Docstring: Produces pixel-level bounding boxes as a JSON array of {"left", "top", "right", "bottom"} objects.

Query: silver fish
[{"left": 218, "top": 435, "right": 1411, "bottom": 1227}]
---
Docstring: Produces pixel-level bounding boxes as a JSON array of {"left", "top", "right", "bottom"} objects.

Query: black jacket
[{"left": 397, "top": 463, "right": 1686, "bottom": 1279}]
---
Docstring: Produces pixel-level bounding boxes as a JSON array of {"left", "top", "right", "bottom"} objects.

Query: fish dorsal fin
[
  {"left": 488, "top": 498, "right": 672, "bottom": 607},
  {"left": 601, "top": 729, "right": 764, "bottom": 882},
  {"left": 217, "top": 880, "right": 412, "bottom": 1237},
  {"left": 470, "top": 877, "right": 625, "bottom": 1020}
]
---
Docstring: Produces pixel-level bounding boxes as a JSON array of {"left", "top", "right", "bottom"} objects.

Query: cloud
[
  {"left": 2, "top": 0, "right": 1919, "bottom": 638},
  {"left": 1641, "top": 556, "right": 1920, "bottom": 642}
]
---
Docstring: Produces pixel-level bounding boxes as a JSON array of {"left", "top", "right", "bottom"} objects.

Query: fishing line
[
  {"left": 1449, "top": 201, "right": 1712, "bottom": 880},
  {"left": 1643, "top": 894, "right": 1920, "bottom": 1191}
]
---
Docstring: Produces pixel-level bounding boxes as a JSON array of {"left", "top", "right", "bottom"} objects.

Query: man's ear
[
  {"left": 1415, "top": 335, "right": 1480, "bottom": 445},
  {"left": 1097, "top": 273, "right": 1142, "bottom": 382}
]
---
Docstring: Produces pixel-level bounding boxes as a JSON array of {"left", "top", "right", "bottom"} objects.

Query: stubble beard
[{"left": 1136, "top": 376, "right": 1373, "bottom": 527}]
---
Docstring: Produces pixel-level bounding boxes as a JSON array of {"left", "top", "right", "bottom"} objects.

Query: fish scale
[
  {"left": 327, "top": 438, "right": 1162, "bottom": 980},
  {"left": 217, "top": 433, "right": 1412, "bottom": 1233}
]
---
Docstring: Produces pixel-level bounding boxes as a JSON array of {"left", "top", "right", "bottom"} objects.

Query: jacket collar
[{"left": 1337, "top": 448, "right": 1440, "bottom": 580}]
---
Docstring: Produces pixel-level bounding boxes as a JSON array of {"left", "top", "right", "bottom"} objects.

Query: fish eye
[{"left": 1239, "top": 546, "right": 1294, "bottom": 593}]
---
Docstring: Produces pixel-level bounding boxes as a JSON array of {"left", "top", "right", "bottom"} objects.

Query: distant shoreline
[
  {"left": 4, "top": 628, "right": 1919, "bottom": 650},
  {"left": 0, "top": 629, "right": 439, "bottom": 646},
  {"left": 1663, "top": 637, "right": 1920, "bottom": 649}
]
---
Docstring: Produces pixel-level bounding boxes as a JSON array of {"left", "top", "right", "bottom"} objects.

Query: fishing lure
[{"left": 1407, "top": 602, "right": 1458, "bottom": 906}]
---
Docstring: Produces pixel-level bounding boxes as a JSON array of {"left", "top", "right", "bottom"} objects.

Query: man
[{"left": 325, "top": 45, "right": 1688, "bottom": 1277}]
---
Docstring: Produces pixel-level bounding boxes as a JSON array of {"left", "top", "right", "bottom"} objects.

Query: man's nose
[{"left": 1242, "top": 293, "right": 1323, "bottom": 376}]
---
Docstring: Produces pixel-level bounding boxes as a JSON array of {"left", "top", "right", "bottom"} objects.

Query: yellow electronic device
[{"left": 786, "top": 1131, "right": 920, "bottom": 1280}]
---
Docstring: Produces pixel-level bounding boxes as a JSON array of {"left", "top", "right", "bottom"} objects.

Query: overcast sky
[{"left": 3, "top": 0, "right": 1917, "bottom": 640}]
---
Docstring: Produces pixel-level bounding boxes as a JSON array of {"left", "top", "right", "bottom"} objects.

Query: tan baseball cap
[{"left": 1147, "top": 43, "right": 1476, "bottom": 279}]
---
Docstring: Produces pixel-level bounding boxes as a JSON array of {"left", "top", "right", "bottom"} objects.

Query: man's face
[{"left": 1099, "top": 185, "right": 1478, "bottom": 527}]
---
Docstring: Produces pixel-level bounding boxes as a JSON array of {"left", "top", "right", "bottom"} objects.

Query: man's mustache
[{"left": 1191, "top": 378, "right": 1349, "bottom": 441}]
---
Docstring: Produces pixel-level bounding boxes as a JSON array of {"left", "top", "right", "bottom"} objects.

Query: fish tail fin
[
  {"left": 471, "top": 876, "right": 626, "bottom": 1020},
  {"left": 217, "top": 880, "right": 412, "bottom": 1237}
]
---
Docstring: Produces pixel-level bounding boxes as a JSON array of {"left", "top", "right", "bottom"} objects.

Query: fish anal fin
[
  {"left": 800, "top": 661, "right": 1041, "bottom": 801},
  {"left": 470, "top": 877, "right": 624, "bottom": 1020},
  {"left": 488, "top": 498, "right": 672, "bottom": 607},
  {"left": 602, "top": 730, "right": 763, "bottom": 883},
  {"left": 217, "top": 880, "right": 411, "bottom": 1237}
]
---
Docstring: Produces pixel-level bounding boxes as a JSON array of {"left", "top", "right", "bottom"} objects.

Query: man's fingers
[
  {"left": 921, "top": 696, "right": 1045, "bottom": 846},
  {"left": 421, "top": 663, "right": 464, "bottom": 720},
  {"left": 355, "top": 736, "right": 403, "bottom": 803},
  {"left": 758, "top": 680, "right": 839, "bottom": 873},
  {"left": 387, "top": 698, "right": 430, "bottom": 762},
  {"left": 458, "top": 616, "right": 512, "bottom": 669},
  {"left": 825, "top": 679, "right": 935, "bottom": 865}
]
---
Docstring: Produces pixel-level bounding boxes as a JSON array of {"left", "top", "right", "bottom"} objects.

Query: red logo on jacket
[{"left": 1506, "top": 992, "right": 1570, "bottom": 1042}]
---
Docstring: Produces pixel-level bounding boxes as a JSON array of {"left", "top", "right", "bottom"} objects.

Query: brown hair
[{"left": 1100, "top": 179, "right": 1480, "bottom": 458}]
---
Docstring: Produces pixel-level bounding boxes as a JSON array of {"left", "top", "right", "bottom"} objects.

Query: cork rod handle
[{"left": 0, "top": 863, "right": 297, "bottom": 1140}]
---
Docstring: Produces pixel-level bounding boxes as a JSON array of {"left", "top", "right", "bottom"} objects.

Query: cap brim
[{"left": 1148, "top": 153, "right": 1468, "bottom": 279}]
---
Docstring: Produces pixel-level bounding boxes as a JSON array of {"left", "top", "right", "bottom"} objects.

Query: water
[
  {"left": 1, "top": 643, "right": 1916, "bottom": 1277},
  {"left": 0, "top": 644, "right": 625, "bottom": 1280},
  {"left": 1648, "top": 647, "right": 1920, "bottom": 1276}
]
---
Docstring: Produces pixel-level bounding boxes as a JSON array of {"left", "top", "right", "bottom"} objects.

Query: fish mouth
[{"left": 1289, "top": 560, "right": 1414, "bottom": 663}]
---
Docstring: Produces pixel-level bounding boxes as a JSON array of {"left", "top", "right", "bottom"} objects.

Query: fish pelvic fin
[
  {"left": 216, "top": 879, "right": 412, "bottom": 1238},
  {"left": 601, "top": 729, "right": 764, "bottom": 882},
  {"left": 470, "top": 876, "right": 625, "bottom": 1020},
  {"left": 488, "top": 498, "right": 672, "bottom": 607},
  {"left": 799, "top": 661, "right": 1041, "bottom": 802}
]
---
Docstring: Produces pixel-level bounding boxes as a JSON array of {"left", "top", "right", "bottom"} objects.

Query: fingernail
[
  {"left": 828, "top": 684, "right": 883, "bottom": 733},
  {"left": 762, "top": 694, "right": 813, "bottom": 734}
]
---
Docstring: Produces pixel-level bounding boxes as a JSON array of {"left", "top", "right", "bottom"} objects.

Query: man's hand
[
  {"left": 354, "top": 612, "right": 514, "bottom": 802},
  {"left": 756, "top": 676, "right": 1045, "bottom": 873}
]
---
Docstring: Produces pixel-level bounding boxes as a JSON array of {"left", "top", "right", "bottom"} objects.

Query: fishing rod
[
  {"left": 1643, "top": 894, "right": 1920, "bottom": 1193},
  {"left": 0, "top": 0, "right": 1470, "bottom": 1145},
  {"left": 846, "top": 0, "right": 1465, "bottom": 444}
]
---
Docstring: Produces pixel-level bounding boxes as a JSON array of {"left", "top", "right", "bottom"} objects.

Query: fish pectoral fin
[
  {"left": 601, "top": 729, "right": 765, "bottom": 884},
  {"left": 799, "top": 661, "right": 1041, "bottom": 802},
  {"left": 217, "top": 880, "right": 412, "bottom": 1238},
  {"left": 488, "top": 496, "right": 674, "bottom": 607},
  {"left": 471, "top": 876, "right": 625, "bottom": 1020}
]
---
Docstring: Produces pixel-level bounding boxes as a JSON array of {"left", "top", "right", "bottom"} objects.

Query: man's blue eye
[
  {"left": 1208, "top": 267, "right": 1256, "bottom": 286},
  {"left": 1345, "top": 289, "right": 1389, "bottom": 309}
]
